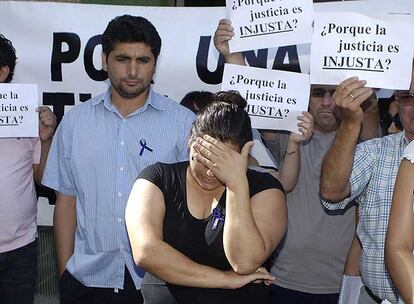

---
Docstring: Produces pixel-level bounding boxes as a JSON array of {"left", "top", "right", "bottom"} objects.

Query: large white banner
[{"left": 1, "top": 0, "right": 413, "bottom": 127}]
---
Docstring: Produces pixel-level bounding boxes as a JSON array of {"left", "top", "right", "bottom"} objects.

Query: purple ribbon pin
[{"left": 212, "top": 207, "right": 225, "bottom": 230}]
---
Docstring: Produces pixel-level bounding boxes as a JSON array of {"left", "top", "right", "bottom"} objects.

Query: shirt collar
[
  {"left": 402, "top": 130, "right": 411, "bottom": 145},
  {"left": 91, "top": 87, "right": 167, "bottom": 114}
]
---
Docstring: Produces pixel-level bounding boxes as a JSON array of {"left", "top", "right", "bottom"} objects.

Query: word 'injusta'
[
  {"left": 240, "top": 20, "right": 296, "bottom": 37},
  {"left": 246, "top": 104, "right": 290, "bottom": 118},
  {"left": 323, "top": 56, "right": 391, "bottom": 71},
  {"left": 0, "top": 116, "right": 22, "bottom": 125}
]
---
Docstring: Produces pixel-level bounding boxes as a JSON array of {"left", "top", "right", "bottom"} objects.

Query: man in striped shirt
[{"left": 42, "top": 15, "right": 195, "bottom": 304}]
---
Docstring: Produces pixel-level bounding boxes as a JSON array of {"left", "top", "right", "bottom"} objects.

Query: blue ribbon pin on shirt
[
  {"left": 139, "top": 139, "right": 153, "bottom": 156},
  {"left": 212, "top": 207, "right": 225, "bottom": 230}
]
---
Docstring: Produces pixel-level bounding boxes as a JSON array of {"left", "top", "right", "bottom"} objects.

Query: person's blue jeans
[{"left": 0, "top": 240, "right": 38, "bottom": 304}]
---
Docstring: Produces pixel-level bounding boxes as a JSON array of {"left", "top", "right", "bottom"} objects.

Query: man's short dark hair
[
  {"left": 102, "top": 15, "right": 161, "bottom": 60},
  {"left": 0, "top": 34, "right": 17, "bottom": 83}
]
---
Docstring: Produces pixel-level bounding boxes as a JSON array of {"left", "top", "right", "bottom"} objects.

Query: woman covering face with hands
[{"left": 125, "top": 91, "right": 287, "bottom": 304}]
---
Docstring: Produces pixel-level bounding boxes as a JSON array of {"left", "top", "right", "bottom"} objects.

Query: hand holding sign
[
  {"left": 214, "top": 19, "right": 245, "bottom": 65},
  {"left": 37, "top": 106, "right": 56, "bottom": 142},
  {"left": 290, "top": 111, "right": 313, "bottom": 144},
  {"left": 214, "top": 19, "right": 234, "bottom": 58},
  {"left": 332, "top": 77, "right": 373, "bottom": 124}
]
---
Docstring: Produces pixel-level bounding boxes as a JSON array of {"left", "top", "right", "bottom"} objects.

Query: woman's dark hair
[
  {"left": 189, "top": 91, "right": 253, "bottom": 149},
  {"left": 180, "top": 91, "right": 213, "bottom": 114},
  {"left": 0, "top": 34, "right": 16, "bottom": 83},
  {"left": 102, "top": 15, "right": 161, "bottom": 60}
]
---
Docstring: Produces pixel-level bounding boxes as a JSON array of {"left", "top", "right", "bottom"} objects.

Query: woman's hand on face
[
  {"left": 192, "top": 135, "right": 253, "bottom": 188},
  {"left": 223, "top": 269, "right": 275, "bottom": 289}
]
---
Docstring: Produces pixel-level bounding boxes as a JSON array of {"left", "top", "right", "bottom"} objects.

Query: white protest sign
[
  {"left": 0, "top": 84, "right": 38, "bottom": 138},
  {"left": 311, "top": 12, "right": 414, "bottom": 89},
  {"left": 221, "top": 63, "right": 309, "bottom": 132},
  {"left": 227, "top": 0, "right": 314, "bottom": 53}
]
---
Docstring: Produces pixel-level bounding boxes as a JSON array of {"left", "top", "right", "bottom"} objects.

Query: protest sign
[
  {"left": 227, "top": 0, "right": 314, "bottom": 53},
  {"left": 221, "top": 63, "right": 310, "bottom": 132},
  {"left": 0, "top": 84, "right": 38, "bottom": 138},
  {"left": 311, "top": 12, "right": 414, "bottom": 89}
]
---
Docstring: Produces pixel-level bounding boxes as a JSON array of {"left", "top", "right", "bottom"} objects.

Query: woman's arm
[
  {"left": 224, "top": 186, "right": 287, "bottom": 274},
  {"left": 125, "top": 178, "right": 274, "bottom": 289},
  {"left": 385, "top": 160, "right": 414, "bottom": 304},
  {"left": 193, "top": 136, "right": 287, "bottom": 274}
]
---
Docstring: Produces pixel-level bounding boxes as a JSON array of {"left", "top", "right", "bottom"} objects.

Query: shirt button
[
  {"left": 120, "top": 141, "right": 125, "bottom": 146},
  {"left": 119, "top": 167, "right": 124, "bottom": 171},
  {"left": 117, "top": 218, "right": 122, "bottom": 223},
  {"left": 117, "top": 192, "right": 122, "bottom": 197},
  {"left": 122, "top": 119, "right": 126, "bottom": 122},
  {"left": 120, "top": 243, "right": 124, "bottom": 249}
]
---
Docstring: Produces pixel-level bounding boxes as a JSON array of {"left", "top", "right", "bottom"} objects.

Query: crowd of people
[{"left": 0, "top": 10, "right": 413, "bottom": 304}]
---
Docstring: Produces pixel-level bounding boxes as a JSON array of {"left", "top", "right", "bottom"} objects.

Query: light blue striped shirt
[
  {"left": 42, "top": 88, "right": 195, "bottom": 289},
  {"left": 323, "top": 131, "right": 410, "bottom": 303}
]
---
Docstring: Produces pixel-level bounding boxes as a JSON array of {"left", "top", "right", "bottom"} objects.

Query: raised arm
[
  {"left": 125, "top": 178, "right": 274, "bottom": 289},
  {"left": 320, "top": 77, "right": 373, "bottom": 202},
  {"left": 277, "top": 111, "right": 313, "bottom": 192},
  {"left": 33, "top": 106, "right": 57, "bottom": 184},
  {"left": 54, "top": 193, "right": 76, "bottom": 276},
  {"left": 193, "top": 135, "right": 287, "bottom": 274},
  {"left": 213, "top": 19, "right": 245, "bottom": 65},
  {"left": 385, "top": 159, "right": 414, "bottom": 304}
]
